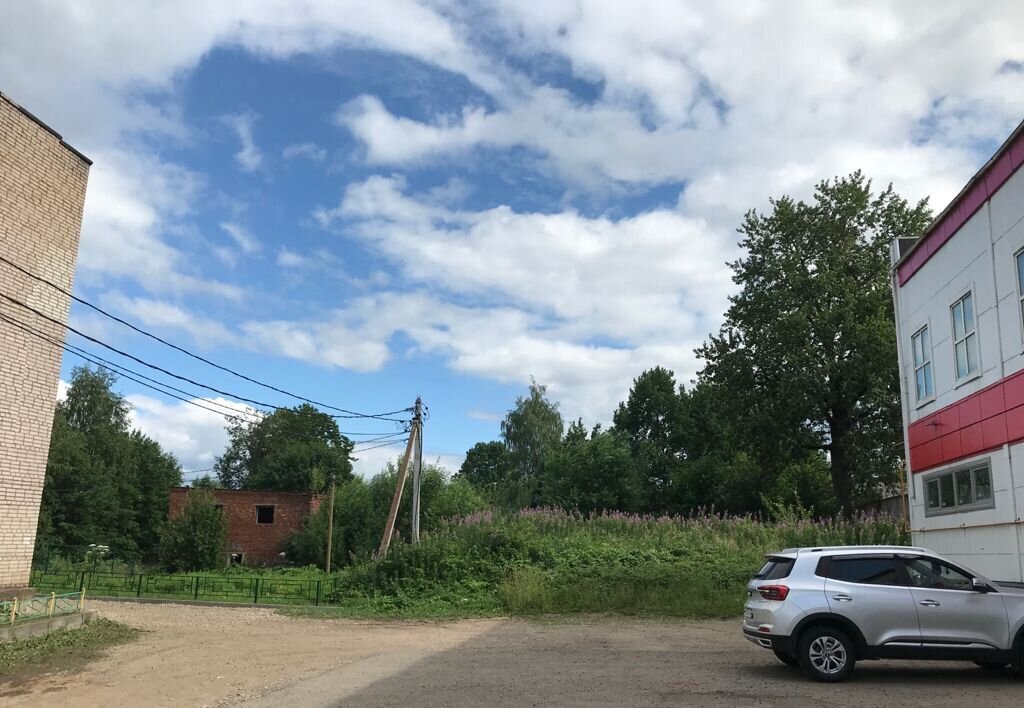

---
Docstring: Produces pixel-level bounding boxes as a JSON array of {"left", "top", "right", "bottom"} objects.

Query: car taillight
[{"left": 757, "top": 585, "right": 789, "bottom": 601}]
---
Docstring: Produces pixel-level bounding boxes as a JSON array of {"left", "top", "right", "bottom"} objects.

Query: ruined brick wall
[
  {"left": 0, "top": 92, "right": 90, "bottom": 591},
  {"left": 168, "top": 488, "right": 319, "bottom": 566}
]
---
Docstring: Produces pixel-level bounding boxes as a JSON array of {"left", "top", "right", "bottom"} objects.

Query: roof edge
[
  {"left": 0, "top": 90, "right": 93, "bottom": 166},
  {"left": 894, "top": 115, "right": 1024, "bottom": 272}
]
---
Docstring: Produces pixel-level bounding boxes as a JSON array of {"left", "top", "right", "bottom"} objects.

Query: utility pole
[
  {"left": 377, "top": 403, "right": 420, "bottom": 557},
  {"left": 324, "top": 475, "right": 336, "bottom": 574},
  {"left": 411, "top": 397, "right": 423, "bottom": 543}
]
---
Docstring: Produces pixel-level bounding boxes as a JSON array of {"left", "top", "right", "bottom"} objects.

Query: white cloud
[
  {"left": 283, "top": 142, "right": 327, "bottom": 162},
  {"left": 223, "top": 113, "right": 263, "bottom": 172},
  {"left": 467, "top": 409, "right": 502, "bottom": 422},
  {"left": 127, "top": 394, "right": 256, "bottom": 472},
  {"left": 98, "top": 291, "right": 237, "bottom": 347},
  {"left": 220, "top": 222, "right": 261, "bottom": 255},
  {"left": 276, "top": 247, "right": 310, "bottom": 268}
]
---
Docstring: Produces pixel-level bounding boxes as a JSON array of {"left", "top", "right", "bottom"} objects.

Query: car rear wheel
[
  {"left": 797, "top": 626, "right": 855, "bottom": 682},
  {"left": 773, "top": 650, "right": 799, "bottom": 667}
]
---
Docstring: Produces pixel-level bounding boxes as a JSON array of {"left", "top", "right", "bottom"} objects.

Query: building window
[
  {"left": 1016, "top": 249, "right": 1024, "bottom": 337},
  {"left": 255, "top": 505, "right": 275, "bottom": 524},
  {"left": 911, "top": 326, "right": 933, "bottom": 401},
  {"left": 214, "top": 504, "right": 225, "bottom": 514},
  {"left": 950, "top": 292, "right": 979, "bottom": 379},
  {"left": 924, "top": 463, "right": 993, "bottom": 516}
]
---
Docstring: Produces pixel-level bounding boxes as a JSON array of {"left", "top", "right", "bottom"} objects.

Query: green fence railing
[
  {"left": 30, "top": 570, "right": 332, "bottom": 606},
  {"left": 1, "top": 591, "right": 85, "bottom": 625}
]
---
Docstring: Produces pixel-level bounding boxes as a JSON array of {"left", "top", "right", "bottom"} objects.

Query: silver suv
[{"left": 742, "top": 545, "right": 1024, "bottom": 681}]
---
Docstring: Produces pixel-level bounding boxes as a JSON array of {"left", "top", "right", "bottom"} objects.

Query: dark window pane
[
  {"left": 955, "top": 468, "right": 974, "bottom": 506},
  {"left": 256, "top": 506, "right": 275, "bottom": 524},
  {"left": 939, "top": 474, "right": 956, "bottom": 508},
  {"left": 905, "top": 558, "right": 972, "bottom": 591},
  {"left": 754, "top": 558, "right": 794, "bottom": 580},
  {"left": 825, "top": 557, "right": 900, "bottom": 586},
  {"left": 926, "top": 480, "right": 940, "bottom": 509},
  {"left": 974, "top": 467, "right": 992, "bottom": 501}
]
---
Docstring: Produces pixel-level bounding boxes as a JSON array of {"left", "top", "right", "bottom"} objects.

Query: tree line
[{"left": 36, "top": 171, "right": 929, "bottom": 569}]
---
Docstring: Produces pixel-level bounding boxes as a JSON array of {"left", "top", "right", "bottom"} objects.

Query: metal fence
[
  {"left": 30, "top": 570, "right": 334, "bottom": 606},
  {"left": 1, "top": 591, "right": 85, "bottom": 625}
]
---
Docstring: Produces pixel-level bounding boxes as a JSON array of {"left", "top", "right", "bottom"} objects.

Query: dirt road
[{"left": 3, "top": 600, "right": 1022, "bottom": 707}]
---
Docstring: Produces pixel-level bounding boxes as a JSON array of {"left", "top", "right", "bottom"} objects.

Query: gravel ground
[{"left": 3, "top": 600, "right": 1023, "bottom": 707}]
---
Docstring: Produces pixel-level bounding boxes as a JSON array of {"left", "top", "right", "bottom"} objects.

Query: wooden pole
[
  {"left": 377, "top": 425, "right": 418, "bottom": 558},
  {"left": 411, "top": 398, "right": 423, "bottom": 544},
  {"left": 325, "top": 478, "right": 336, "bottom": 574}
]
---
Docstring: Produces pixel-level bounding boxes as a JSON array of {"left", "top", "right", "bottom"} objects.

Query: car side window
[
  {"left": 821, "top": 556, "right": 902, "bottom": 586},
  {"left": 902, "top": 557, "right": 973, "bottom": 591}
]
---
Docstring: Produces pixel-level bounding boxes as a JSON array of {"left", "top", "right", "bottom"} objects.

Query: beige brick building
[{"left": 0, "top": 92, "right": 90, "bottom": 593}]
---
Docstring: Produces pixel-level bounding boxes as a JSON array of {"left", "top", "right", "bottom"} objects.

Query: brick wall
[
  {"left": 168, "top": 488, "right": 319, "bottom": 566},
  {"left": 0, "top": 93, "right": 90, "bottom": 591}
]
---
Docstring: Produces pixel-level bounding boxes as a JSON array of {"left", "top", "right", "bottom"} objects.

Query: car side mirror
[{"left": 972, "top": 577, "right": 993, "bottom": 593}]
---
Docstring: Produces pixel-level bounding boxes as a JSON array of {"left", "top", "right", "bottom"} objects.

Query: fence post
[
  {"left": 315, "top": 580, "right": 322, "bottom": 606},
  {"left": 253, "top": 578, "right": 260, "bottom": 604},
  {"left": 8, "top": 598, "right": 16, "bottom": 625},
  {"left": 47, "top": 592, "right": 56, "bottom": 617},
  {"left": 137, "top": 574, "right": 144, "bottom": 598},
  {"left": 78, "top": 570, "right": 86, "bottom": 592},
  {"left": 193, "top": 577, "right": 200, "bottom": 601},
  {"left": 78, "top": 590, "right": 86, "bottom": 612}
]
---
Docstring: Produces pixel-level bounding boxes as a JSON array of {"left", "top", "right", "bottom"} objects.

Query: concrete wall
[
  {"left": 168, "top": 488, "right": 319, "bottom": 566},
  {"left": 0, "top": 93, "right": 90, "bottom": 591}
]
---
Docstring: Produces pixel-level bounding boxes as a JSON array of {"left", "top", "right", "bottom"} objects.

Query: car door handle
[
  {"left": 919, "top": 599, "right": 941, "bottom": 607},
  {"left": 831, "top": 594, "right": 853, "bottom": 602}
]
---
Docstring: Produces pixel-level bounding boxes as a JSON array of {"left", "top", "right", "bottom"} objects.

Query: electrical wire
[
  {"left": 0, "top": 313, "right": 261, "bottom": 425},
  {"left": 0, "top": 289, "right": 411, "bottom": 423},
  {"left": 0, "top": 254, "right": 412, "bottom": 421},
  {"left": 352, "top": 439, "right": 409, "bottom": 454}
]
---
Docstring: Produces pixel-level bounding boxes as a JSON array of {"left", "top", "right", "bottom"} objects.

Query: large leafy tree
[
  {"left": 458, "top": 441, "right": 516, "bottom": 503},
  {"left": 612, "top": 367, "right": 690, "bottom": 510},
  {"left": 500, "top": 380, "right": 563, "bottom": 506},
  {"left": 39, "top": 367, "right": 182, "bottom": 559},
  {"left": 215, "top": 403, "right": 353, "bottom": 492},
  {"left": 539, "top": 421, "right": 639, "bottom": 514},
  {"left": 159, "top": 488, "right": 228, "bottom": 571},
  {"left": 697, "top": 172, "right": 931, "bottom": 513}
]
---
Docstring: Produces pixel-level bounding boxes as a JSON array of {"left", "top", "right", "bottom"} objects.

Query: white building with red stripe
[{"left": 893, "top": 118, "right": 1024, "bottom": 582}]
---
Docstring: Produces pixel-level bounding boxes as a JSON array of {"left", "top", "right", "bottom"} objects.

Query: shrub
[{"left": 158, "top": 489, "right": 227, "bottom": 571}]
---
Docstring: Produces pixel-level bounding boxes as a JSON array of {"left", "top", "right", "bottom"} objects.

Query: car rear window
[
  {"left": 819, "top": 556, "right": 900, "bottom": 586},
  {"left": 754, "top": 557, "right": 795, "bottom": 580}
]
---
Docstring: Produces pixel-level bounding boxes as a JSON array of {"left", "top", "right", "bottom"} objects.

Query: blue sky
[{"left": 3, "top": 1, "right": 1023, "bottom": 479}]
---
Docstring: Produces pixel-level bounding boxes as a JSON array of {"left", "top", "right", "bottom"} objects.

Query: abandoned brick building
[{"left": 168, "top": 488, "right": 321, "bottom": 566}]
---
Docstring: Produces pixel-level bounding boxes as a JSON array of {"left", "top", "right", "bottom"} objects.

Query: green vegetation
[
  {"left": 158, "top": 488, "right": 228, "bottom": 571},
  {"left": 0, "top": 618, "right": 138, "bottom": 678}
]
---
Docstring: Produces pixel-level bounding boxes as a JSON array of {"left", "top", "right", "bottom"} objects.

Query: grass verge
[{"left": 0, "top": 618, "right": 138, "bottom": 681}]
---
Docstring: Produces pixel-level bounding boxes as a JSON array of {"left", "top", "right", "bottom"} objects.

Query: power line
[
  {"left": 0, "top": 253, "right": 412, "bottom": 420},
  {"left": 347, "top": 431, "right": 411, "bottom": 445},
  {"left": 0, "top": 313, "right": 262, "bottom": 426},
  {"left": 352, "top": 439, "right": 409, "bottom": 454},
  {"left": 0, "top": 289, "right": 411, "bottom": 423}
]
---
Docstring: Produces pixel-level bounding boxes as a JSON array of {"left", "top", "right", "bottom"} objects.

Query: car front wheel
[{"left": 797, "top": 626, "right": 856, "bottom": 682}]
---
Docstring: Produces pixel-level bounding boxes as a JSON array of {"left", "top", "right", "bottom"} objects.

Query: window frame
[
  {"left": 900, "top": 556, "right": 977, "bottom": 592},
  {"left": 950, "top": 290, "right": 980, "bottom": 382},
  {"left": 922, "top": 461, "right": 995, "bottom": 517},
  {"left": 814, "top": 554, "right": 908, "bottom": 587},
  {"left": 910, "top": 324, "right": 934, "bottom": 404},
  {"left": 1016, "top": 246, "right": 1024, "bottom": 345},
  {"left": 255, "top": 505, "right": 276, "bottom": 525}
]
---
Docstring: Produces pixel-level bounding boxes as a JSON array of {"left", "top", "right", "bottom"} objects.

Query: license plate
[{"left": 744, "top": 610, "right": 753, "bottom": 620}]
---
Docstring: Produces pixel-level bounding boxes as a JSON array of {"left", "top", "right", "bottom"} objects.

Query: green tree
[
  {"left": 612, "top": 367, "right": 690, "bottom": 510},
  {"left": 159, "top": 489, "right": 228, "bottom": 571},
  {"left": 540, "top": 423, "right": 639, "bottom": 514},
  {"left": 38, "top": 366, "right": 182, "bottom": 560},
  {"left": 457, "top": 441, "right": 515, "bottom": 502},
  {"left": 500, "top": 379, "right": 563, "bottom": 506},
  {"left": 697, "top": 172, "right": 931, "bottom": 513},
  {"left": 214, "top": 404, "right": 354, "bottom": 492}
]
